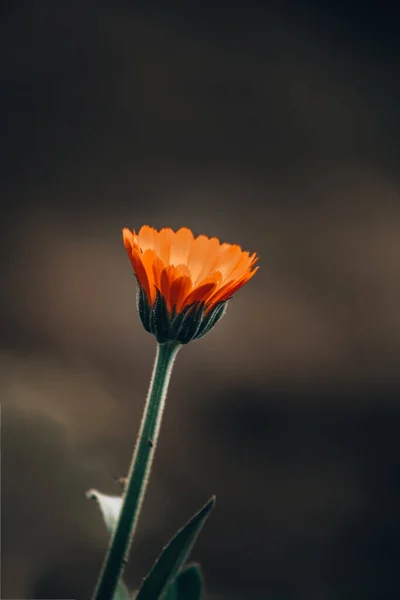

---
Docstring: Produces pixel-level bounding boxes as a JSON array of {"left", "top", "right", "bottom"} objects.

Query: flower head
[{"left": 123, "top": 225, "right": 258, "bottom": 343}]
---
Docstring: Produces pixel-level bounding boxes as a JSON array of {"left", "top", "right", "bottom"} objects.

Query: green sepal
[
  {"left": 137, "top": 283, "right": 151, "bottom": 333},
  {"left": 177, "top": 304, "right": 204, "bottom": 344},
  {"left": 136, "top": 282, "right": 228, "bottom": 344},
  {"left": 168, "top": 303, "right": 200, "bottom": 343},
  {"left": 195, "top": 302, "right": 227, "bottom": 339},
  {"left": 150, "top": 289, "right": 171, "bottom": 343},
  {"left": 168, "top": 305, "right": 189, "bottom": 339},
  {"left": 86, "top": 489, "right": 131, "bottom": 600},
  {"left": 135, "top": 496, "right": 215, "bottom": 600}
]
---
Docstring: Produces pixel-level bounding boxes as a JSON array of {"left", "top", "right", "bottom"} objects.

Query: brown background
[{"left": 2, "top": 2, "right": 400, "bottom": 599}]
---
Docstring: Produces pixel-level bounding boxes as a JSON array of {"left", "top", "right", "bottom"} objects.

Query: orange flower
[{"left": 122, "top": 225, "right": 258, "bottom": 344}]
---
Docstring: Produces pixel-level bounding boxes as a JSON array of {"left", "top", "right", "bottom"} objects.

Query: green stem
[{"left": 93, "top": 340, "right": 181, "bottom": 600}]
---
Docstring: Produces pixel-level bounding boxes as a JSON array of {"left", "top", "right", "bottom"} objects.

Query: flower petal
[
  {"left": 122, "top": 228, "right": 136, "bottom": 251},
  {"left": 138, "top": 225, "right": 159, "bottom": 253},
  {"left": 141, "top": 249, "right": 159, "bottom": 304},
  {"left": 151, "top": 256, "right": 165, "bottom": 293},
  {"left": 215, "top": 244, "right": 244, "bottom": 280},
  {"left": 169, "top": 228, "right": 195, "bottom": 267},
  {"left": 160, "top": 265, "right": 180, "bottom": 312},
  {"left": 170, "top": 275, "right": 192, "bottom": 312},
  {"left": 123, "top": 225, "right": 259, "bottom": 319},
  {"left": 158, "top": 228, "right": 174, "bottom": 265},
  {"left": 188, "top": 236, "right": 220, "bottom": 284},
  {"left": 209, "top": 267, "right": 258, "bottom": 305},
  {"left": 129, "top": 248, "right": 151, "bottom": 300},
  {"left": 182, "top": 281, "right": 217, "bottom": 308}
]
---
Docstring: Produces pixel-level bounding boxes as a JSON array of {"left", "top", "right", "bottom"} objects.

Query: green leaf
[
  {"left": 161, "top": 584, "right": 177, "bottom": 600},
  {"left": 86, "top": 488, "right": 131, "bottom": 600},
  {"left": 136, "top": 496, "right": 215, "bottom": 600},
  {"left": 161, "top": 563, "right": 203, "bottom": 600},
  {"left": 175, "top": 563, "right": 203, "bottom": 600}
]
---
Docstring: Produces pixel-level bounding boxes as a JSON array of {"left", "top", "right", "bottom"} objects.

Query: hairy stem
[{"left": 93, "top": 341, "right": 181, "bottom": 600}]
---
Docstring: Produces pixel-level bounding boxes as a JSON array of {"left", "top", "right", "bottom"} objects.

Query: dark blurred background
[{"left": 2, "top": 1, "right": 400, "bottom": 599}]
